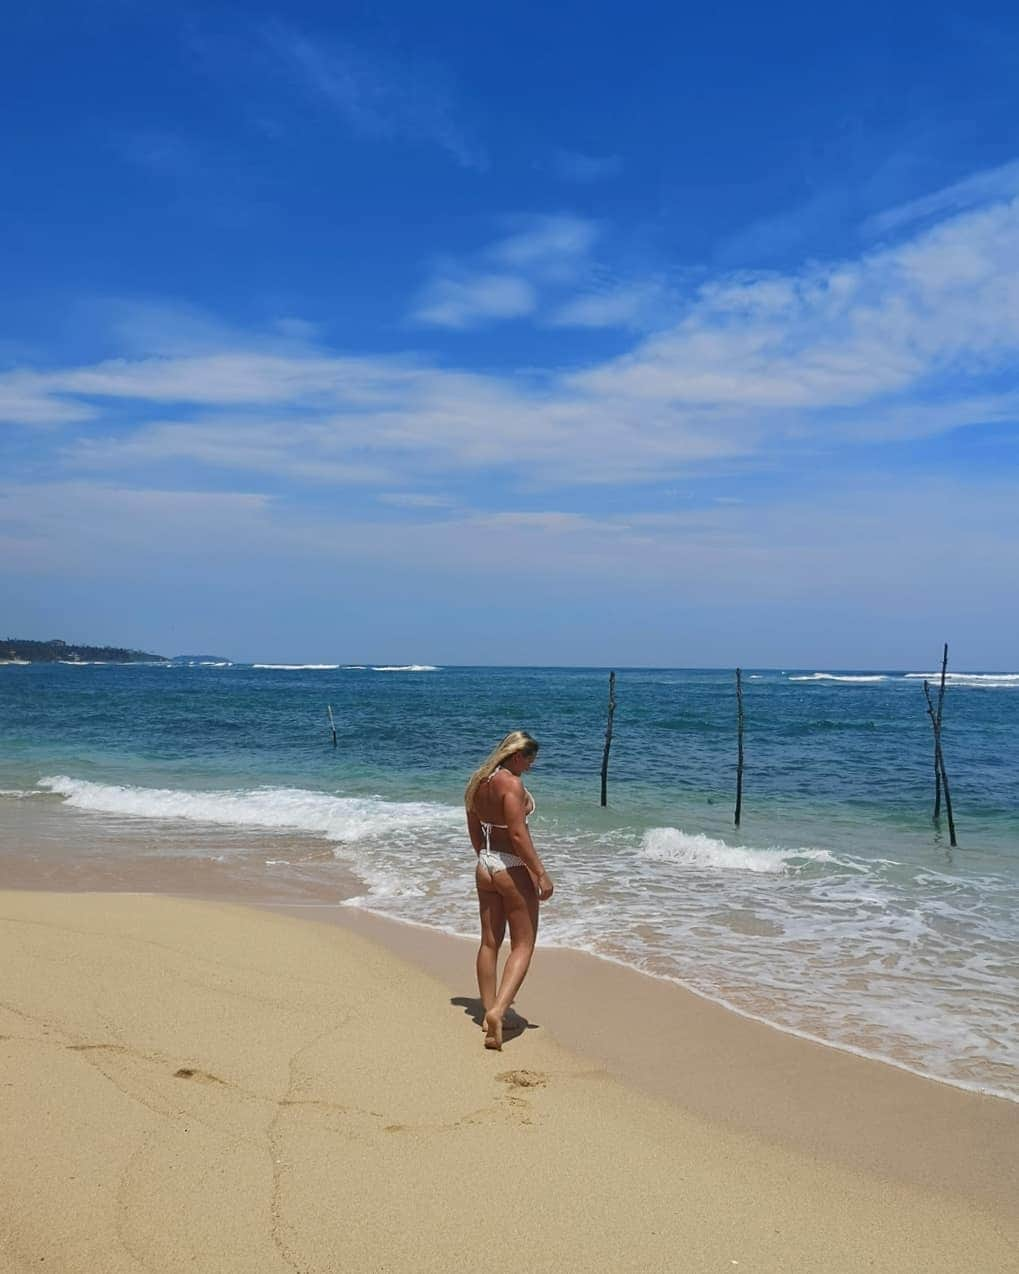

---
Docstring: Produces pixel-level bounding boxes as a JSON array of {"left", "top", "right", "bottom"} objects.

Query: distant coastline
[{"left": 1, "top": 637, "right": 168, "bottom": 664}]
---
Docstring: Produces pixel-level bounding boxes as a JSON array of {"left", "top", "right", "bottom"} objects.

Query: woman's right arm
[
  {"left": 502, "top": 785, "right": 554, "bottom": 900},
  {"left": 466, "top": 808, "right": 484, "bottom": 855}
]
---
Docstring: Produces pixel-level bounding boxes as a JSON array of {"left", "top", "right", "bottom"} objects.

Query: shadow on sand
[{"left": 450, "top": 995, "right": 538, "bottom": 1044}]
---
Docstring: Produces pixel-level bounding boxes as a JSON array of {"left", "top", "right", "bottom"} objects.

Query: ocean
[{"left": 1, "top": 661, "right": 1017, "bottom": 1102}]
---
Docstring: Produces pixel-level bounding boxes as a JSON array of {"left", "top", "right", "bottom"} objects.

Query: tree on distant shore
[{"left": 2, "top": 638, "right": 167, "bottom": 663}]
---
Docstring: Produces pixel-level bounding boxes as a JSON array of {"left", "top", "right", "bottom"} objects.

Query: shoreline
[
  {"left": 1, "top": 888, "right": 1017, "bottom": 1273},
  {"left": 3, "top": 794, "right": 1017, "bottom": 1111},
  {"left": 285, "top": 901, "right": 1019, "bottom": 1108},
  {"left": 273, "top": 899, "right": 1019, "bottom": 1217},
  {"left": 2, "top": 797, "right": 1018, "bottom": 1131}
]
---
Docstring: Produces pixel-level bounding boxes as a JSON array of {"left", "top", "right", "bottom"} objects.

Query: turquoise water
[{"left": 2, "top": 662, "right": 1017, "bottom": 1099}]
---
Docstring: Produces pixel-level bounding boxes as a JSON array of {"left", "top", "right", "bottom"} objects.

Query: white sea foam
[
  {"left": 371, "top": 664, "right": 439, "bottom": 672},
  {"left": 789, "top": 673, "right": 888, "bottom": 683},
  {"left": 251, "top": 664, "right": 341, "bottom": 670},
  {"left": 0, "top": 659, "right": 30, "bottom": 665},
  {"left": 904, "top": 672, "right": 1019, "bottom": 687},
  {"left": 38, "top": 776, "right": 461, "bottom": 843},
  {"left": 640, "top": 827, "right": 834, "bottom": 873},
  {"left": 0, "top": 788, "right": 47, "bottom": 798}
]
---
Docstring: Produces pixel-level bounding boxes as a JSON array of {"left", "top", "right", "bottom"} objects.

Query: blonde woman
[{"left": 465, "top": 730, "right": 553, "bottom": 1050}]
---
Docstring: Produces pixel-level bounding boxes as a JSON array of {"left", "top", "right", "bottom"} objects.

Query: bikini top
[{"left": 478, "top": 766, "right": 535, "bottom": 830}]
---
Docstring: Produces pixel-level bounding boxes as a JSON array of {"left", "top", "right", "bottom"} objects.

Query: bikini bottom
[{"left": 477, "top": 846, "right": 526, "bottom": 874}]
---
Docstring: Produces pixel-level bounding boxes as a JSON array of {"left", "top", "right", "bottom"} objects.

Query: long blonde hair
[{"left": 464, "top": 730, "right": 539, "bottom": 811}]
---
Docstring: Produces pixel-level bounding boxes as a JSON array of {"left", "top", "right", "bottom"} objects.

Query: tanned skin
[{"left": 467, "top": 750, "right": 553, "bottom": 1049}]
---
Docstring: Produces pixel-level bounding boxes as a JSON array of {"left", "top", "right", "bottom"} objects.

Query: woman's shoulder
[
  {"left": 489, "top": 767, "right": 523, "bottom": 794},
  {"left": 489, "top": 764, "right": 522, "bottom": 784}
]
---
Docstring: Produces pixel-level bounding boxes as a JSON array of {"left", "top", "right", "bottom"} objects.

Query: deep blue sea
[{"left": 2, "top": 661, "right": 1017, "bottom": 1100}]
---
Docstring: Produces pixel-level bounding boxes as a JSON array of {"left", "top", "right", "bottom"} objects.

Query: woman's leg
[
  {"left": 483, "top": 866, "right": 539, "bottom": 1050},
  {"left": 475, "top": 866, "right": 506, "bottom": 1014}
]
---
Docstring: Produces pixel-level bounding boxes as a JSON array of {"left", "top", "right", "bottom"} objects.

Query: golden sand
[{"left": 1, "top": 891, "right": 1016, "bottom": 1273}]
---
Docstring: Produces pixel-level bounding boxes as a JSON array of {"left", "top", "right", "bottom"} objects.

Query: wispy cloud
[
  {"left": 261, "top": 22, "right": 485, "bottom": 169},
  {"left": 575, "top": 194, "right": 1019, "bottom": 415},
  {"left": 0, "top": 481, "right": 275, "bottom": 573},
  {"left": 7, "top": 478, "right": 1014, "bottom": 635},
  {"left": 376, "top": 492, "right": 455, "bottom": 509},
  {"left": 5, "top": 172, "right": 1019, "bottom": 494},
  {"left": 67, "top": 419, "right": 396, "bottom": 486},
  {"left": 412, "top": 274, "right": 536, "bottom": 329},
  {"left": 864, "top": 158, "right": 1019, "bottom": 239},
  {"left": 551, "top": 280, "right": 667, "bottom": 329},
  {"left": 489, "top": 214, "right": 599, "bottom": 278},
  {"left": 548, "top": 149, "right": 622, "bottom": 183},
  {"left": 412, "top": 214, "right": 599, "bottom": 328},
  {"left": 0, "top": 372, "right": 96, "bottom": 426}
]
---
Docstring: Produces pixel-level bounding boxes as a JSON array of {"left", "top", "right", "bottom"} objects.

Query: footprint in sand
[
  {"left": 496, "top": 1069, "right": 548, "bottom": 1089},
  {"left": 173, "top": 1067, "right": 225, "bottom": 1085}
]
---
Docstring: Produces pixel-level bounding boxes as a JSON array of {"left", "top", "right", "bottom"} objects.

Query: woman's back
[{"left": 471, "top": 767, "right": 534, "bottom": 831}]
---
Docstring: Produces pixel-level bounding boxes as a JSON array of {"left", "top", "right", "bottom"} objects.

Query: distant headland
[{"left": 1, "top": 638, "right": 169, "bottom": 664}]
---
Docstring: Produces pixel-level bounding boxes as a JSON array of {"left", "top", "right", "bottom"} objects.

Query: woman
[{"left": 465, "top": 730, "right": 554, "bottom": 1051}]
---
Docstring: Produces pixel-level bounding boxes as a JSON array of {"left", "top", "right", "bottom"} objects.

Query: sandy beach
[{"left": 2, "top": 889, "right": 1016, "bottom": 1273}]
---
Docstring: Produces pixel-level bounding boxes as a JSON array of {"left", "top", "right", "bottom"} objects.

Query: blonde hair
[{"left": 464, "top": 730, "right": 539, "bottom": 811}]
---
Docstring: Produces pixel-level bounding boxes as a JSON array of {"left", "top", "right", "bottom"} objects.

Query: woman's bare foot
[
  {"left": 480, "top": 1008, "right": 522, "bottom": 1031},
  {"left": 483, "top": 1010, "right": 503, "bottom": 1050}
]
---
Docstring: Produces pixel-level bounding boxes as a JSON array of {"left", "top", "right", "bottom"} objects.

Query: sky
[{"left": 2, "top": 0, "right": 1019, "bottom": 666}]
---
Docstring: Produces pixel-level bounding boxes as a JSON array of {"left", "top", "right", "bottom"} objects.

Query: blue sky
[{"left": 3, "top": 1, "right": 1018, "bottom": 665}]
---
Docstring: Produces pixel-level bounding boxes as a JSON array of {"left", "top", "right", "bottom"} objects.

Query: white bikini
[{"left": 476, "top": 768, "right": 536, "bottom": 874}]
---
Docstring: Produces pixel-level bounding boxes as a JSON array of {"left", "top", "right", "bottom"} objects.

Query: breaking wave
[
  {"left": 789, "top": 673, "right": 888, "bottom": 683},
  {"left": 903, "top": 672, "right": 1019, "bottom": 688},
  {"left": 640, "top": 827, "right": 834, "bottom": 873},
  {"left": 38, "top": 776, "right": 461, "bottom": 844},
  {"left": 371, "top": 665, "right": 440, "bottom": 672},
  {"left": 251, "top": 664, "right": 341, "bottom": 670}
]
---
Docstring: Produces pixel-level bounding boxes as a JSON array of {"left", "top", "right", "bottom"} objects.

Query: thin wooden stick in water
[
  {"left": 923, "top": 679, "right": 958, "bottom": 848},
  {"left": 327, "top": 704, "right": 337, "bottom": 748},
  {"left": 933, "top": 643, "right": 949, "bottom": 820},
  {"left": 600, "top": 671, "right": 616, "bottom": 807},
  {"left": 734, "top": 667, "right": 745, "bottom": 827}
]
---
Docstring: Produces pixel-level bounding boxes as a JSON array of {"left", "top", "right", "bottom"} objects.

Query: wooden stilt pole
[
  {"left": 735, "top": 668, "right": 745, "bottom": 828},
  {"left": 327, "top": 704, "right": 337, "bottom": 748},
  {"left": 933, "top": 643, "right": 948, "bottom": 820},
  {"left": 600, "top": 671, "right": 616, "bottom": 807},
  {"left": 923, "top": 675, "right": 957, "bottom": 848}
]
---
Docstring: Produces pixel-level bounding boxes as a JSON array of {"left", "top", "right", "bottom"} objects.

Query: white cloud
[
  {"left": 67, "top": 420, "right": 396, "bottom": 486},
  {"left": 412, "top": 274, "right": 536, "bottom": 329},
  {"left": 551, "top": 280, "right": 666, "bottom": 329},
  {"left": 489, "top": 214, "right": 600, "bottom": 273},
  {"left": 47, "top": 351, "right": 422, "bottom": 407},
  {"left": 573, "top": 196, "right": 1019, "bottom": 414},
  {"left": 15, "top": 477, "right": 1010, "bottom": 623},
  {"left": 411, "top": 214, "right": 600, "bottom": 328},
  {"left": 0, "top": 372, "right": 97, "bottom": 426},
  {"left": 864, "top": 159, "right": 1019, "bottom": 239},
  {"left": 5, "top": 174, "right": 1019, "bottom": 491}
]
